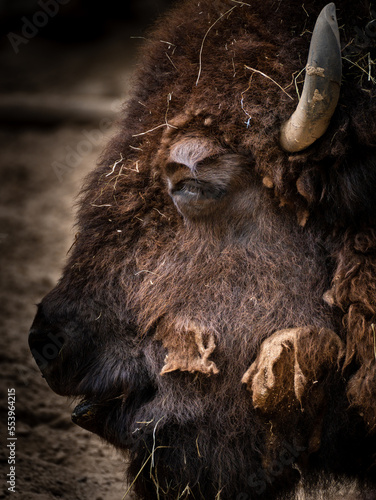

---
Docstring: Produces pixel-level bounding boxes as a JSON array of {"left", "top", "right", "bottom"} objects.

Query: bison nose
[{"left": 28, "top": 307, "right": 67, "bottom": 372}]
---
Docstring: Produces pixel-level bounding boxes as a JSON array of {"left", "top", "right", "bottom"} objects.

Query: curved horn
[{"left": 280, "top": 3, "right": 342, "bottom": 152}]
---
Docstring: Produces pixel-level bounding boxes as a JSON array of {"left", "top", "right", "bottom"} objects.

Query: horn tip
[{"left": 321, "top": 3, "right": 339, "bottom": 33}]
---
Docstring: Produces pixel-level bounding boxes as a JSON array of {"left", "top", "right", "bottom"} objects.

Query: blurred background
[
  {"left": 0, "top": 1, "right": 174, "bottom": 499},
  {"left": 0, "top": 0, "right": 174, "bottom": 114}
]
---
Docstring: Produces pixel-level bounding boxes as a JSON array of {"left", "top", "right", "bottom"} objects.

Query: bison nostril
[{"left": 28, "top": 328, "right": 66, "bottom": 371}]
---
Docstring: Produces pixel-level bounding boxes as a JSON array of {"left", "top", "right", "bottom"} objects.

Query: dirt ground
[{"left": 0, "top": 13, "right": 162, "bottom": 500}]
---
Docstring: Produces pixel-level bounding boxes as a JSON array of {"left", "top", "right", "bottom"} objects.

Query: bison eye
[
  {"left": 171, "top": 179, "right": 226, "bottom": 201},
  {"left": 167, "top": 165, "right": 226, "bottom": 218},
  {"left": 164, "top": 137, "right": 252, "bottom": 219},
  {"left": 165, "top": 154, "right": 250, "bottom": 220}
]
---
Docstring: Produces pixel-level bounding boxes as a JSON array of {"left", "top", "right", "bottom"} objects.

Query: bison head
[{"left": 29, "top": 0, "right": 376, "bottom": 498}]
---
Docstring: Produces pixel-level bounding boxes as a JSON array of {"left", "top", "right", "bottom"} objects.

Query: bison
[{"left": 29, "top": 0, "right": 376, "bottom": 498}]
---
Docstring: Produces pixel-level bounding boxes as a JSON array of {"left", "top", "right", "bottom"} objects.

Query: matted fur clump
[{"left": 29, "top": 0, "right": 376, "bottom": 499}]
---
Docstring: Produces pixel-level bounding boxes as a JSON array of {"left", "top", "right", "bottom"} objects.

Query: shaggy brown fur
[{"left": 29, "top": 0, "right": 376, "bottom": 498}]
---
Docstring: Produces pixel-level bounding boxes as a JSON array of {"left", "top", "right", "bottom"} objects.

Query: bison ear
[{"left": 280, "top": 3, "right": 342, "bottom": 152}]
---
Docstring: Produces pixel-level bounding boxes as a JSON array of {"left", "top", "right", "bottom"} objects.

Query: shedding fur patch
[
  {"left": 156, "top": 321, "right": 219, "bottom": 376},
  {"left": 242, "top": 326, "right": 344, "bottom": 411}
]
